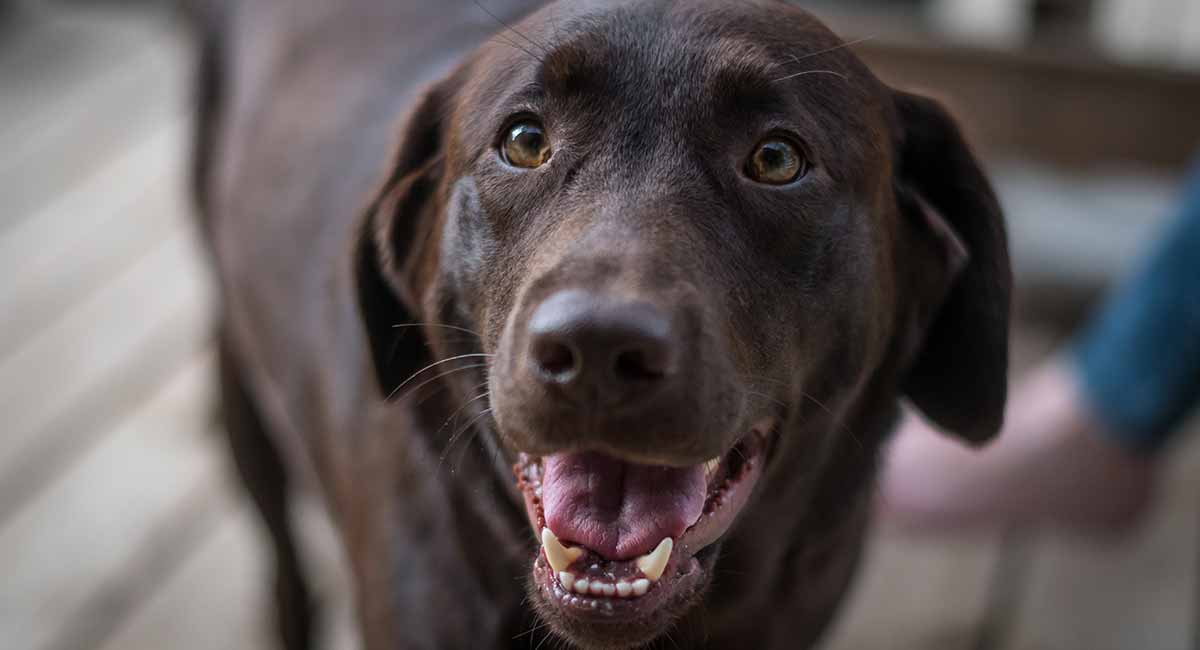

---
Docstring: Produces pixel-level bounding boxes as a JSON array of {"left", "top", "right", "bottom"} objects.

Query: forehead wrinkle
[
  {"left": 703, "top": 37, "right": 790, "bottom": 114},
  {"left": 706, "top": 37, "right": 784, "bottom": 83},
  {"left": 532, "top": 9, "right": 627, "bottom": 95},
  {"left": 537, "top": 39, "right": 604, "bottom": 91}
]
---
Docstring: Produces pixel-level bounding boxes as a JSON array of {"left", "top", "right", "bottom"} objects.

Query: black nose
[{"left": 527, "top": 290, "right": 676, "bottom": 403}]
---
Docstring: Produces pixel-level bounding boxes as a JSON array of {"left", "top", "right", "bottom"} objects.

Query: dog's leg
[{"left": 219, "top": 337, "right": 315, "bottom": 650}]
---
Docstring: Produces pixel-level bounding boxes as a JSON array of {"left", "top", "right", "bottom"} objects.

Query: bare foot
[{"left": 880, "top": 361, "right": 1155, "bottom": 535}]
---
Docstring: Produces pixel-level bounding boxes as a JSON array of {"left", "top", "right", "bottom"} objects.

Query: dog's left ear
[
  {"left": 355, "top": 75, "right": 459, "bottom": 397},
  {"left": 893, "top": 91, "right": 1012, "bottom": 445}
]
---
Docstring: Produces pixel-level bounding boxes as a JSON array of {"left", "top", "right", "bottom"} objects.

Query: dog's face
[{"left": 358, "top": 1, "right": 1009, "bottom": 647}]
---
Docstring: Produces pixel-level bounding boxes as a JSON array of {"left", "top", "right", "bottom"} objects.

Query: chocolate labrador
[{"left": 192, "top": 0, "right": 1010, "bottom": 648}]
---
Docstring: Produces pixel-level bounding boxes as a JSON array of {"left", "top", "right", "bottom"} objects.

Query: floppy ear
[
  {"left": 355, "top": 78, "right": 458, "bottom": 396},
  {"left": 893, "top": 91, "right": 1012, "bottom": 445}
]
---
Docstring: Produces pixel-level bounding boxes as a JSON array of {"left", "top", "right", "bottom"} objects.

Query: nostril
[
  {"left": 614, "top": 347, "right": 668, "bottom": 383},
  {"left": 532, "top": 338, "right": 578, "bottom": 381}
]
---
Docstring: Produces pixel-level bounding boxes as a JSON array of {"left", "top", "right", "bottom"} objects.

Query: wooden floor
[{"left": 0, "top": 5, "right": 1195, "bottom": 649}]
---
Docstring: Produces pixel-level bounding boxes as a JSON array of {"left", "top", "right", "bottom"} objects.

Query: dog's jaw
[{"left": 510, "top": 420, "right": 776, "bottom": 647}]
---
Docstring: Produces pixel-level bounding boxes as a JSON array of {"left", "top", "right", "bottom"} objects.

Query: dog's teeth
[
  {"left": 541, "top": 528, "right": 583, "bottom": 572},
  {"left": 635, "top": 537, "right": 673, "bottom": 582},
  {"left": 704, "top": 456, "right": 722, "bottom": 476},
  {"left": 554, "top": 567, "right": 660, "bottom": 599}
]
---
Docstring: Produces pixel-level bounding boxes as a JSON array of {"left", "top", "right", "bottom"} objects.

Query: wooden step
[{"left": 0, "top": 354, "right": 225, "bottom": 650}]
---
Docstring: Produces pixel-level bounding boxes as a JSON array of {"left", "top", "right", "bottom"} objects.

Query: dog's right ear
[{"left": 355, "top": 77, "right": 458, "bottom": 397}]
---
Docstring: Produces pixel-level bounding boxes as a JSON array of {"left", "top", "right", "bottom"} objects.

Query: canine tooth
[
  {"left": 589, "top": 581, "right": 606, "bottom": 596},
  {"left": 635, "top": 537, "right": 673, "bottom": 582},
  {"left": 574, "top": 578, "right": 590, "bottom": 593},
  {"left": 559, "top": 572, "right": 574, "bottom": 591},
  {"left": 616, "top": 581, "right": 632, "bottom": 598},
  {"left": 541, "top": 528, "right": 584, "bottom": 572},
  {"left": 601, "top": 583, "right": 616, "bottom": 597},
  {"left": 704, "top": 456, "right": 722, "bottom": 476},
  {"left": 631, "top": 578, "right": 651, "bottom": 596}
]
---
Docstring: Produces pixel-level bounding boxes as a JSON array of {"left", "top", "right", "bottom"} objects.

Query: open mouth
[{"left": 513, "top": 419, "right": 776, "bottom": 625}]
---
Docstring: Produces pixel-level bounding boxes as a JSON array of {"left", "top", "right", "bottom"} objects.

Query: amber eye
[
  {"left": 500, "top": 119, "right": 552, "bottom": 169},
  {"left": 746, "top": 138, "right": 808, "bottom": 185}
]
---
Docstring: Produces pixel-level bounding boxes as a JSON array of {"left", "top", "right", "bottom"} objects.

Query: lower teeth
[{"left": 558, "top": 571, "right": 651, "bottom": 599}]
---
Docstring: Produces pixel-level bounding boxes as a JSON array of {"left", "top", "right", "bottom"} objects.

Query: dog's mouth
[{"left": 512, "top": 419, "right": 775, "bottom": 635}]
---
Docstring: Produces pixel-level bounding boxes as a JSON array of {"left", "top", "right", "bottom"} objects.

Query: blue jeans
[{"left": 1073, "top": 158, "right": 1200, "bottom": 453}]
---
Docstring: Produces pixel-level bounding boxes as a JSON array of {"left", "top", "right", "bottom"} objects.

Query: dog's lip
[
  {"left": 513, "top": 419, "right": 775, "bottom": 628},
  {"left": 530, "top": 548, "right": 708, "bottom": 624}
]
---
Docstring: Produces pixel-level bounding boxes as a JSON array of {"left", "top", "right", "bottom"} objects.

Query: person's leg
[
  {"left": 881, "top": 159, "right": 1200, "bottom": 533},
  {"left": 1073, "top": 161, "right": 1200, "bottom": 452}
]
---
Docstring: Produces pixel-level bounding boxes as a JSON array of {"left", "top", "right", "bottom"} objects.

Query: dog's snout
[{"left": 527, "top": 290, "right": 675, "bottom": 402}]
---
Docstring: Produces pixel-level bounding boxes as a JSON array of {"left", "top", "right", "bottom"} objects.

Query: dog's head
[{"left": 357, "top": 0, "right": 1009, "bottom": 646}]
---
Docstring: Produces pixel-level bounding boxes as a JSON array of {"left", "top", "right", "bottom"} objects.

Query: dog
[{"left": 193, "top": 0, "right": 1011, "bottom": 647}]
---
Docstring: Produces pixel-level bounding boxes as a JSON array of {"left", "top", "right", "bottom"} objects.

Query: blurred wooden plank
[
  {"left": 1180, "top": 1, "right": 1200, "bottom": 64},
  {"left": 0, "top": 6, "right": 169, "bottom": 143},
  {"left": 97, "top": 504, "right": 273, "bottom": 650},
  {"left": 1000, "top": 426, "right": 1200, "bottom": 650},
  {"left": 0, "top": 123, "right": 188, "bottom": 357},
  {"left": 0, "top": 30, "right": 188, "bottom": 231},
  {"left": 0, "top": 118, "right": 185, "bottom": 280},
  {"left": 97, "top": 484, "right": 364, "bottom": 650},
  {"left": 0, "top": 303, "right": 214, "bottom": 528},
  {"left": 998, "top": 161, "right": 1178, "bottom": 302},
  {"left": 1094, "top": 0, "right": 1194, "bottom": 67},
  {"left": 812, "top": 6, "right": 1200, "bottom": 171},
  {"left": 45, "top": 475, "right": 235, "bottom": 650},
  {"left": 95, "top": 477, "right": 367, "bottom": 650},
  {"left": 0, "top": 229, "right": 215, "bottom": 509},
  {"left": 822, "top": 531, "right": 1003, "bottom": 650},
  {"left": 0, "top": 353, "right": 221, "bottom": 650}
]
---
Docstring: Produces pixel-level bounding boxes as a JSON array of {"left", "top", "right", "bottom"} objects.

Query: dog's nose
[{"left": 527, "top": 290, "right": 675, "bottom": 402}]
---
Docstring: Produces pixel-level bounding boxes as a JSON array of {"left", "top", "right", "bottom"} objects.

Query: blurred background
[{"left": 0, "top": 0, "right": 1195, "bottom": 648}]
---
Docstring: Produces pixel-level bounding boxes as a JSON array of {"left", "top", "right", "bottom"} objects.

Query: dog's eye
[
  {"left": 746, "top": 138, "right": 808, "bottom": 185},
  {"left": 500, "top": 120, "right": 552, "bottom": 169}
]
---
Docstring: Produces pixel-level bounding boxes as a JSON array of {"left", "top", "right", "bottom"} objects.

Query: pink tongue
[{"left": 541, "top": 451, "right": 707, "bottom": 560}]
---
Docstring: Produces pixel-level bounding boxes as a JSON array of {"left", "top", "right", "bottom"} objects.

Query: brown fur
[{"left": 193, "top": 1, "right": 1011, "bottom": 648}]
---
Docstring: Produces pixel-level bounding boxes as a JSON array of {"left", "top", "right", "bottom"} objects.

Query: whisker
[
  {"left": 391, "top": 322, "right": 482, "bottom": 338},
  {"left": 798, "top": 390, "right": 866, "bottom": 452},
  {"left": 386, "top": 353, "right": 494, "bottom": 401},
  {"left": 437, "top": 396, "right": 494, "bottom": 470},
  {"left": 772, "top": 69, "right": 849, "bottom": 84},
  {"left": 473, "top": 0, "right": 548, "bottom": 60},
  {"left": 448, "top": 407, "right": 496, "bottom": 474},
  {"left": 771, "top": 36, "right": 875, "bottom": 84},
  {"left": 788, "top": 35, "right": 876, "bottom": 65},
  {"left": 394, "top": 363, "right": 488, "bottom": 403},
  {"left": 439, "top": 392, "right": 493, "bottom": 443},
  {"left": 744, "top": 390, "right": 788, "bottom": 411},
  {"left": 734, "top": 372, "right": 791, "bottom": 388},
  {"left": 488, "top": 32, "right": 543, "bottom": 62},
  {"left": 513, "top": 619, "right": 551, "bottom": 640},
  {"left": 430, "top": 379, "right": 491, "bottom": 411}
]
